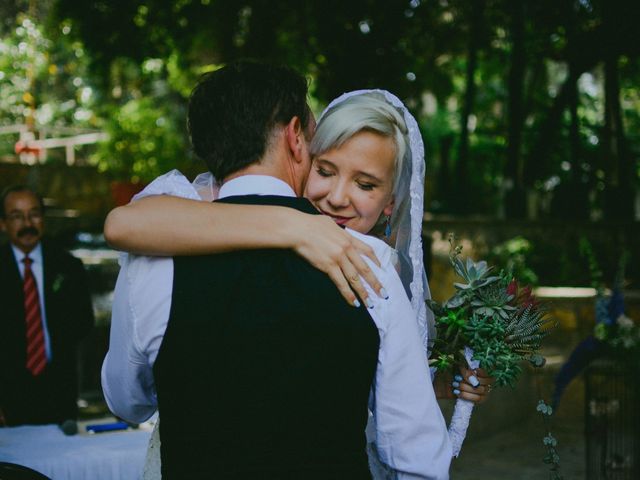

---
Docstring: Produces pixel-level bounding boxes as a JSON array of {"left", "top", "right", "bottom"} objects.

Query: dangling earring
[{"left": 384, "top": 215, "right": 392, "bottom": 239}]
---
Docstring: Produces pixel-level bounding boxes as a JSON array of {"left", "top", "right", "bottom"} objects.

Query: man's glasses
[{"left": 4, "top": 211, "right": 43, "bottom": 223}]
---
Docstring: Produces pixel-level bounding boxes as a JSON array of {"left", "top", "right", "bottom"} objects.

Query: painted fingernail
[
  {"left": 452, "top": 381, "right": 460, "bottom": 388},
  {"left": 454, "top": 375, "right": 463, "bottom": 382},
  {"left": 469, "top": 375, "right": 480, "bottom": 387},
  {"left": 380, "top": 287, "right": 389, "bottom": 299},
  {"left": 366, "top": 298, "right": 374, "bottom": 309},
  {"left": 353, "top": 299, "right": 361, "bottom": 308},
  {"left": 453, "top": 389, "right": 461, "bottom": 396}
]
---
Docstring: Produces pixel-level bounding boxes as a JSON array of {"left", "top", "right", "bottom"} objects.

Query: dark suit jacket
[
  {"left": 154, "top": 195, "right": 380, "bottom": 479},
  {"left": 0, "top": 239, "right": 94, "bottom": 425}
]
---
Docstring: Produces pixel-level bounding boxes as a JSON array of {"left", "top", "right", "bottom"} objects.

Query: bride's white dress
[{"left": 143, "top": 421, "right": 161, "bottom": 480}]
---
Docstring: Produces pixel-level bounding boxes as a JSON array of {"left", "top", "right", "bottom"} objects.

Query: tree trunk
[
  {"left": 563, "top": 64, "right": 590, "bottom": 220},
  {"left": 525, "top": 33, "right": 601, "bottom": 185},
  {"left": 505, "top": 0, "right": 526, "bottom": 218},
  {"left": 438, "top": 134, "right": 454, "bottom": 212},
  {"left": 556, "top": 0, "right": 590, "bottom": 220},
  {"left": 455, "top": 0, "right": 485, "bottom": 214},
  {"left": 602, "top": 3, "right": 634, "bottom": 221},
  {"left": 603, "top": 54, "right": 634, "bottom": 220}
]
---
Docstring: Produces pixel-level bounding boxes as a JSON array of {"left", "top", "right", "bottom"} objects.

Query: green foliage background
[{"left": 0, "top": 1, "right": 638, "bottom": 283}]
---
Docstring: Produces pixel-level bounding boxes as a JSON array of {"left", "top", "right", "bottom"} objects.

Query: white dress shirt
[
  {"left": 12, "top": 243, "right": 53, "bottom": 360},
  {"left": 101, "top": 170, "right": 451, "bottom": 479}
]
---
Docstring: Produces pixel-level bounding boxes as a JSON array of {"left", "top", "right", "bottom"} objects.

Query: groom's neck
[
  {"left": 223, "top": 164, "right": 286, "bottom": 186},
  {"left": 222, "top": 155, "right": 301, "bottom": 196}
]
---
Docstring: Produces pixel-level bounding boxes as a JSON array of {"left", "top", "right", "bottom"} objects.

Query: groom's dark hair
[{"left": 187, "top": 60, "right": 310, "bottom": 180}]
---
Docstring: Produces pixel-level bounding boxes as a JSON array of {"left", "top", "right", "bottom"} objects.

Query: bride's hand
[
  {"left": 289, "top": 213, "right": 384, "bottom": 307},
  {"left": 448, "top": 367, "right": 495, "bottom": 404},
  {"left": 434, "top": 367, "right": 495, "bottom": 404}
]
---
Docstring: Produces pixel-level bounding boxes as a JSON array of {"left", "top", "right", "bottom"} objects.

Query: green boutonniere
[{"left": 52, "top": 274, "right": 65, "bottom": 293}]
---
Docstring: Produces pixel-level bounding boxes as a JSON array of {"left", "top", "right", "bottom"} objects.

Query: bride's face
[{"left": 304, "top": 130, "right": 395, "bottom": 234}]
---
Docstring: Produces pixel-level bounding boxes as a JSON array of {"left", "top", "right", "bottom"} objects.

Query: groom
[{"left": 102, "top": 61, "right": 450, "bottom": 479}]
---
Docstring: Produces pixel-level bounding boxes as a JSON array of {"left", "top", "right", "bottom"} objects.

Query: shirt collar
[
  {"left": 11, "top": 242, "right": 43, "bottom": 265},
  {"left": 218, "top": 175, "right": 296, "bottom": 199}
]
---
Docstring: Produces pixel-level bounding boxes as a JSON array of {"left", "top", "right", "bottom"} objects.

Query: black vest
[{"left": 154, "top": 195, "right": 380, "bottom": 479}]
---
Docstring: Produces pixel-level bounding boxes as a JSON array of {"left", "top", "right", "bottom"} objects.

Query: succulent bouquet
[{"left": 427, "top": 239, "right": 555, "bottom": 457}]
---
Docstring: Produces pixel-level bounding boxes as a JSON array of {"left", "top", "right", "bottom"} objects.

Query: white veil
[{"left": 318, "top": 90, "right": 435, "bottom": 353}]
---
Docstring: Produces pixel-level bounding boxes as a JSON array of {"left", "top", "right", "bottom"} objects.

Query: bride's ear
[{"left": 383, "top": 196, "right": 395, "bottom": 216}]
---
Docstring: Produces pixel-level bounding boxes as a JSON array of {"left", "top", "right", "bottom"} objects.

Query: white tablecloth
[{"left": 0, "top": 424, "right": 151, "bottom": 480}]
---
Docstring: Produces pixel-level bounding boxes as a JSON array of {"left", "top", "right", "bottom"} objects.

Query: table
[{"left": 0, "top": 423, "right": 152, "bottom": 480}]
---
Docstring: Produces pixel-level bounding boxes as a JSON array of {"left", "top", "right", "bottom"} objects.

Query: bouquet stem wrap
[{"left": 448, "top": 347, "right": 479, "bottom": 457}]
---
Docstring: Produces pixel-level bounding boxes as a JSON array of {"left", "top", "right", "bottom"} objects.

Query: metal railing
[
  {"left": 0, "top": 124, "right": 107, "bottom": 165},
  {"left": 585, "top": 358, "right": 639, "bottom": 479}
]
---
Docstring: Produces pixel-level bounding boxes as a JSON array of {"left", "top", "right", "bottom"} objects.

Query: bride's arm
[{"left": 104, "top": 195, "right": 384, "bottom": 306}]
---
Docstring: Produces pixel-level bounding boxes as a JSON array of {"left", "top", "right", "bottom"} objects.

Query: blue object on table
[{"left": 85, "top": 421, "right": 129, "bottom": 433}]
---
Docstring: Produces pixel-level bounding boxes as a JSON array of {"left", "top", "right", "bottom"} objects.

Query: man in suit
[
  {"left": 102, "top": 61, "right": 450, "bottom": 479},
  {"left": 0, "top": 185, "right": 94, "bottom": 426}
]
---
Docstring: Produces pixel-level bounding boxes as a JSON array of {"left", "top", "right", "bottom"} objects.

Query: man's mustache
[{"left": 17, "top": 226, "right": 40, "bottom": 237}]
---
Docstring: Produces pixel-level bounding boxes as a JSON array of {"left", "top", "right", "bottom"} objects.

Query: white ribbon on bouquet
[{"left": 448, "top": 346, "right": 480, "bottom": 457}]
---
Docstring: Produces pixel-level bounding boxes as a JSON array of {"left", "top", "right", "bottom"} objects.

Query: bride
[{"left": 105, "top": 89, "right": 491, "bottom": 478}]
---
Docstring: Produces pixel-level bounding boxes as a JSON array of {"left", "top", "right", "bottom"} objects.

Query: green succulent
[
  {"left": 436, "top": 308, "right": 467, "bottom": 341},
  {"left": 451, "top": 255, "right": 500, "bottom": 291},
  {"left": 431, "top": 353, "right": 455, "bottom": 371},
  {"left": 463, "top": 313, "right": 506, "bottom": 345},
  {"left": 471, "top": 282, "right": 516, "bottom": 319},
  {"left": 527, "top": 354, "right": 547, "bottom": 367},
  {"left": 445, "top": 291, "right": 469, "bottom": 309},
  {"left": 504, "top": 305, "right": 554, "bottom": 354}
]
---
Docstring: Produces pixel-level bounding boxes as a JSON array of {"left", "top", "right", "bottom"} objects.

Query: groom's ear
[{"left": 284, "top": 116, "right": 305, "bottom": 163}]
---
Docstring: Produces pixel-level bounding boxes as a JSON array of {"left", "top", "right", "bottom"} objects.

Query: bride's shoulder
[{"left": 344, "top": 228, "right": 394, "bottom": 267}]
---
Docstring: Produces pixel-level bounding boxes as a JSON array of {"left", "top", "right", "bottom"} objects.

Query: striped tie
[{"left": 23, "top": 256, "right": 46, "bottom": 376}]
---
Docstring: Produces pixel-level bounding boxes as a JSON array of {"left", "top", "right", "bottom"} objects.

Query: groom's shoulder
[{"left": 216, "top": 195, "right": 319, "bottom": 215}]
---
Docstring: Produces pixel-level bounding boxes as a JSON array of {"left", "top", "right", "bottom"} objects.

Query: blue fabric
[
  {"left": 595, "top": 297, "right": 613, "bottom": 325},
  {"left": 552, "top": 335, "right": 605, "bottom": 409}
]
